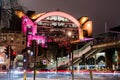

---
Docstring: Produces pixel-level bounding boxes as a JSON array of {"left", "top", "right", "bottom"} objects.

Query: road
[{"left": 0, "top": 71, "right": 120, "bottom": 80}]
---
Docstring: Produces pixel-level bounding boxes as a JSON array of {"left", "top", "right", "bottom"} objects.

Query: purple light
[
  {"left": 22, "top": 16, "right": 36, "bottom": 35},
  {"left": 21, "top": 11, "right": 85, "bottom": 47},
  {"left": 27, "top": 35, "right": 46, "bottom": 47}
]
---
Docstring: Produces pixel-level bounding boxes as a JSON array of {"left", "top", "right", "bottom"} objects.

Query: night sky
[{"left": 19, "top": 0, "right": 120, "bottom": 36}]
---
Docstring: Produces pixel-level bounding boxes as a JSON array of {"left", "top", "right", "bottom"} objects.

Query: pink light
[
  {"left": 34, "top": 11, "right": 83, "bottom": 40},
  {"left": 22, "top": 16, "right": 36, "bottom": 35},
  {"left": 21, "top": 11, "right": 84, "bottom": 47},
  {"left": 27, "top": 35, "right": 46, "bottom": 47}
]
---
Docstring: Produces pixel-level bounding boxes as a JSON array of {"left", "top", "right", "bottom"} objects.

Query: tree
[{"left": 47, "top": 42, "right": 59, "bottom": 61}]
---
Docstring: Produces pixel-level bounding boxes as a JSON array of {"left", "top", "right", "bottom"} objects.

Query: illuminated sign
[
  {"left": 0, "top": 57, "right": 4, "bottom": 64},
  {"left": 16, "top": 55, "right": 23, "bottom": 60},
  {"left": 17, "top": 62, "right": 23, "bottom": 67}
]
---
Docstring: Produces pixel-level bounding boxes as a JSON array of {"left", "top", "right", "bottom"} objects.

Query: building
[
  {"left": 20, "top": 10, "right": 93, "bottom": 69},
  {"left": 0, "top": 31, "right": 26, "bottom": 69}
]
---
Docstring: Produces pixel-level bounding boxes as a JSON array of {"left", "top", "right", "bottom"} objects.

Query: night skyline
[{"left": 19, "top": 0, "right": 120, "bottom": 36}]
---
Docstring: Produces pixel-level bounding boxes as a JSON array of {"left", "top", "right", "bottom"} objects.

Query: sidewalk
[
  {"left": 17, "top": 77, "right": 104, "bottom": 80},
  {"left": 18, "top": 78, "right": 61, "bottom": 80}
]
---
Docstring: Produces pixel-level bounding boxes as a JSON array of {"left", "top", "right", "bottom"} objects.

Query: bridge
[{"left": 48, "top": 31, "right": 120, "bottom": 70}]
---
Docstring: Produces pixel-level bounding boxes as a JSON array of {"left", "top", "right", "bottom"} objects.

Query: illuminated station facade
[
  {"left": 0, "top": 10, "right": 119, "bottom": 70},
  {"left": 0, "top": 10, "right": 92, "bottom": 70},
  {"left": 22, "top": 11, "right": 92, "bottom": 47},
  {"left": 21, "top": 11, "right": 93, "bottom": 69}
]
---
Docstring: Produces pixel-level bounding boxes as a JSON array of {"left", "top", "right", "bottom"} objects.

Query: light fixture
[{"left": 78, "top": 16, "right": 89, "bottom": 25}]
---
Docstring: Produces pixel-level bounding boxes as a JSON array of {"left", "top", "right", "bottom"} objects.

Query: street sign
[{"left": 42, "top": 60, "right": 47, "bottom": 65}]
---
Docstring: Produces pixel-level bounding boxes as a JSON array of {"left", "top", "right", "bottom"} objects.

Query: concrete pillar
[
  {"left": 94, "top": 55, "right": 97, "bottom": 70},
  {"left": 76, "top": 64, "right": 80, "bottom": 70},
  {"left": 105, "top": 48, "right": 114, "bottom": 70},
  {"left": 75, "top": 64, "right": 80, "bottom": 74},
  {"left": 116, "top": 48, "right": 120, "bottom": 69}
]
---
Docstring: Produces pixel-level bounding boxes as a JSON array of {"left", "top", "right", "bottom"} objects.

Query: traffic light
[
  {"left": 5, "top": 45, "right": 16, "bottom": 61},
  {"left": 5, "top": 45, "right": 11, "bottom": 58},
  {"left": 29, "top": 40, "right": 37, "bottom": 54},
  {"left": 11, "top": 50, "right": 16, "bottom": 61}
]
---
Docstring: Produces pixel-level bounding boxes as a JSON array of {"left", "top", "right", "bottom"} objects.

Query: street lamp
[
  {"left": 67, "top": 31, "right": 74, "bottom": 80},
  {"left": 67, "top": 31, "right": 72, "bottom": 37}
]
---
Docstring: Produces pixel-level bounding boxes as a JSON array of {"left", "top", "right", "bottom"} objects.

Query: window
[{"left": 22, "top": 41, "right": 24, "bottom": 44}]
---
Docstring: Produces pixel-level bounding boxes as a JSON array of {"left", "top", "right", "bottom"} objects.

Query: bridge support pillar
[
  {"left": 105, "top": 49, "right": 114, "bottom": 70},
  {"left": 116, "top": 48, "right": 120, "bottom": 69},
  {"left": 75, "top": 64, "right": 80, "bottom": 73}
]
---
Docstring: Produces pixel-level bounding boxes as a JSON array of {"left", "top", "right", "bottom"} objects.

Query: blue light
[
  {"left": 30, "top": 51, "right": 34, "bottom": 56},
  {"left": 23, "top": 59, "right": 26, "bottom": 62}
]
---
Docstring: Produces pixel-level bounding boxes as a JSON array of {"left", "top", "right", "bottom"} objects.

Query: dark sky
[{"left": 19, "top": 0, "right": 120, "bottom": 36}]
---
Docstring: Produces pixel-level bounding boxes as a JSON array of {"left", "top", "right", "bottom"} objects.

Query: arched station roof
[
  {"left": 35, "top": 11, "right": 81, "bottom": 28},
  {"left": 34, "top": 11, "right": 83, "bottom": 40}
]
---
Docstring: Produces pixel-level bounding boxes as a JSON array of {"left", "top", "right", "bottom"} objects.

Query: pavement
[
  {"left": 0, "top": 70, "right": 120, "bottom": 80},
  {"left": 17, "top": 76, "right": 120, "bottom": 80},
  {"left": 18, "top": 78, "right": 61, "bottom": 80}
]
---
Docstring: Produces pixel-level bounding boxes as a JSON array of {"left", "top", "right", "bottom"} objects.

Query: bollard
[
  {"left": 89, "top": 70, "right": 93, "bottom": 80},
  {"left": 35, "top": 70, "right": 37, "bottom": 75},
  {"left": 23, "top": 70, "right": 26, "bottom": 80}
]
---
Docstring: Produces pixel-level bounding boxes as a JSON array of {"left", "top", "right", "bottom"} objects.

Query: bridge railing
[
  {"left": 73, "top": 41, "right": 93, "bottom": 55},
  {"left": 57, "top": 32, "right": 120, "bottom": 68},
  {"left": 57, "top": 41, "right": 92, "bottom": 67},
  {"left": 93, "top": 31, "right": 120, "bottom": 45}
]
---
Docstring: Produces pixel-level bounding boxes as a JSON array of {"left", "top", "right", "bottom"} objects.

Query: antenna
[{"left": 105, "top": 22, "right": 107, "bottom": 32}]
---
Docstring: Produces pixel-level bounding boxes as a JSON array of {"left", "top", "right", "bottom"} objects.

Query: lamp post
[
  {"left": 67, "top": 31, "right": 74, "bottom": 80},
  {"left": 71, "top": 49, "right": 74, "bottom": 80},
  {"left": 30, "top": 40, "right": 37, "bottom": 80}
]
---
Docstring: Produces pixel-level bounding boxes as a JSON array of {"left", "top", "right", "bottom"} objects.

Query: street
[{"left": 0, "top": 70, "right": 120, "bottom": 80}]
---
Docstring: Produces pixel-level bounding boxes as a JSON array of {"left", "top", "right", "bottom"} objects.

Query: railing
[
  {"left": 51, "top": 32, "right": 120, "bottom": 68},
  {"left": 93, "top": 31, "right": 120, "bottom": 45},
  {"left": 57, "top": 41, "right": 92, "bottom": 67},
  {"left": 72, "top": 45, "right": 92, "bottom": 65},
  {"left": 73, "top": 41, "right": 93, "bottom": 54},
  {"left": 85, "top": 48, "right": 104, "bottom": 58},
  {"left": 73, "top": 45, "right": 91, "bottom": 59},
  {"left": 50, "top": 32, "right": 120, "bottom": 69},
  {"left": 47, "top": 57, "right": 69, "bottom": 69}
]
